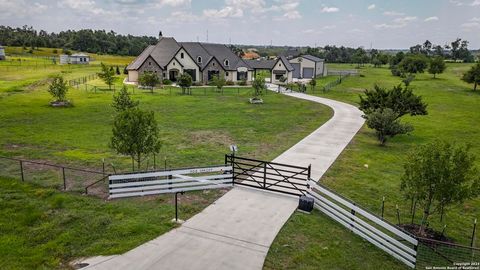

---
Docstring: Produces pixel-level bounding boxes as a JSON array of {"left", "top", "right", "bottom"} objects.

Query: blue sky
[{"left": 1, "top": 0, "right": 480, "bottom": 49}]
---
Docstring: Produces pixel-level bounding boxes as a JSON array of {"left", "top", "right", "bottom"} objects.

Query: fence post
[
  {"left": 381, "top": 196, "right": 385, "bottom": 219},
  {"left": 471, "top": 219, "right": 477, "bottom": 247},
  {"left": 396, "top": 204, "right": 401, "bottom": 225},
  {"left": 62, "top": 167, "right": 66, "bottom": 190},
  {"left": 19, "top": 160, "right": 24, "bottom": 181},
  {"left": 263, "top": 162, "right": 267, "bottom": 189}
]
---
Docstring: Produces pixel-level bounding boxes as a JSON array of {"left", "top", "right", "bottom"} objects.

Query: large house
[{"left": 126, "top": 35, "right": 326, "bottom": 85}]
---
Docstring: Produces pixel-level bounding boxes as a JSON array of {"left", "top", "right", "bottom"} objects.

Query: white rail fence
[
  {"left": 109, "top": 165, "right": 233, "bottom": 199},
  {"left": 307, "top": 181, "right": 418, "bottom": 269}
]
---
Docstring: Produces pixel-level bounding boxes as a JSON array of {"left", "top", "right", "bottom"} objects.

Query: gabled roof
[
  {"left": 245, "top": 59, "right": 276, "bottom": 70},
  {"left": 127, "top": 45, "right": 155, "bottom": 70},
  {"left": 149, "top": 37, "right": 181, "bottom": 67},
  {"left": 198, "top": 43, "right": 252, "bottom": 71},
  {"left": 278, "top": 56, "right": 294, "bottom": 71},
  {"left": 179, "top": 42, "right": 212, "bottom": 70},
  {"left": 71, "top": 53, "right": 89, "bottom": 57},
  {"left": 300, "top": 54, "right": 324, "bottom": 62}
]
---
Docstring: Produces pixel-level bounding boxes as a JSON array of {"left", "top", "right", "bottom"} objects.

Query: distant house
[
  {"left": 289, "top": 55, "right": 327, "bottom": 79},
  {"left": 0, "top": 45, "right": 5, "bottom": 60},
  {"left": 126, "top": 36, "right": 253, "bottom": 84},
  {"left": 127, "top": 35, "right": 326, "bottom": 85},
  {"left": 59, "top": 53, "right": 90, "bottom": 64}
]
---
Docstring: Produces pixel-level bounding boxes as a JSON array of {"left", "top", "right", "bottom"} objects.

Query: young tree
[
  {"left": 110, "top": 108, "right": 161, "bottom": 170},
  {"left": 138, "top": 71, "right": 160, "bottom": 93},
  {"left": 112, "top": 86, "right": 138, "bottom": 112},
  {"left": 462, "top": 62, "right": 480, "bottom": 91},
  {"left": 364, "top": 108, "right": 413, "bottom": 145},
  {"left": 428, "top": 56, "right": 446, "bottom": 78},
  {"left": 98, "top": 63, "right": 115, "bottom": 91},
  {"left": 212, "top": 74, "right": 226, "bottom": 93},
  {"left": 178, "top": 73, "right": 193, "bottom": 95},
  {"left": 115, "top": 66, "right": 121, "bottom": 75},
  {"left": 123, "top": 65, "right": 128, "bottom": 75},
  {"left": 359, "top": 84, "right": 428, "bottom": 119},
  {"left": 252, "top": 75, "right": 266, "bottom": 98},
  {"left": 48, "top": 75, "right": 69, "bottom": 102},
  {"left": 309, "top": 79, "right": 317, "bottom": 92},
  {"left": 401, "top": 140, "right": 480, "bottom": 235},
  {"left": 402, "top": 74, "right": 415, "bottom": 90}
]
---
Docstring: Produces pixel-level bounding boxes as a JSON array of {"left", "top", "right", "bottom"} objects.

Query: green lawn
[
  {"left": 266, "top": 63, "right": 480, "bottom": 269},
  {"left": 0, "top": 57, "right": 333, "bottom": 268}
]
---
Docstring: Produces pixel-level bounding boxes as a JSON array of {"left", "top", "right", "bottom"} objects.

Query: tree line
[
  {"left": 0, "top": 25, "right": 158, "bottom": 56},
  {"left": 304, "top": 38, "right": 477, "bottom": 64}
]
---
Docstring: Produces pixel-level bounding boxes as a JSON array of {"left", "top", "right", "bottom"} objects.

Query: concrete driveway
[{"left": 81, "top": 85, "right": 364, "bottom": 270}]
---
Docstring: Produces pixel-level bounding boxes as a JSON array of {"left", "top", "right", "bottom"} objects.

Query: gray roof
[
  {"left": 300, "top": 54, "right": 324, "bottom": 62},
  {"left": 128, "top": 37, "right": 253, "bottom": 72},
  {"left": 245, "top": 59, "right": 276, "bottom": 70},
  {"left": 278, "top": 56, "right": 294, "bottom": 71},
  {"left": 195, "top": 43, "right": 252, "bottom": 71},
  {"left": 127, "top": 45, "right": 155, "bottom": 70},
  {"left": 179, "top": 42, "right": 213, "bottom": 70},
  {"left": 71, "top": 53, "right": 89, "bottom": 57}
]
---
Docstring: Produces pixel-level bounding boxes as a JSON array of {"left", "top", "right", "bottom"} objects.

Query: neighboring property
[
  {"left": 126, "top": 35, "right": 326, "bottom": 85},
  {"left": 289, "top": 55, "right": 327, "bottom": 79},
  {"left": 271, "top": 56, "right": 294, "bottom": 84},
  {"left": 60, "top": 53, "right": 90, "bottom": 64},
  {"left": 0, "top": 45, "right": 5, "bottom": 60},
  {"left": 126, "top": 35, "right": 253, "bottom": 84}
]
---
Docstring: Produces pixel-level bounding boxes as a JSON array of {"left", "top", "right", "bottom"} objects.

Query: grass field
[
  {"left": 265, "top": 63, "right": 480, "bottom": 269},
  {"left": 0, "top": 53, "right": 334, "bottom": 269}
]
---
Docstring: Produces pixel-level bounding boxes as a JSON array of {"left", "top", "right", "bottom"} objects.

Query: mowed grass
[
  {"left": 0, "top": 54, "right": 333, "bottom": 268},
  {"left": 0, "top": 177, "right": 223, "bottom": 269},
  {"left": 266, "top": 63, "right": 480, "bottom": 269}
]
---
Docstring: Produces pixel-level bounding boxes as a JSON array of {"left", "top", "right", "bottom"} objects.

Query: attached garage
[
  {"left": 292, "top": 63, "right": 301, "bottom": 78},
  {"left": 303, "top": 68, "right": 314, "bottom": 78}
]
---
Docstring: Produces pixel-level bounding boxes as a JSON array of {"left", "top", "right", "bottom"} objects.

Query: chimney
[{"left": 159, "top": 31, "right": 163, "bottom": 39}]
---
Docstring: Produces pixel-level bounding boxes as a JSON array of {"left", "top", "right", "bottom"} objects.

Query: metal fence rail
[
  {"left": 307, "top": 180, "right": 418, "bottom": 268},
  {"left": 225, "top": 155, "right": 310, "bottom": 197}
]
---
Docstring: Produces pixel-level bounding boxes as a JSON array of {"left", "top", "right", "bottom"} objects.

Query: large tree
[
  {"left": 428, "top": 56, "right": 446, "bottom": 79},
  {"left": 359, "top": 84, "right": 428, "bottom": 119},
  {"left": 397, "top": 54, "right": 429, "bottom": 75},
  {"left": 110, "top": 108, "right": 161, "bottom": 170},
  {"left": 462, "top": 62, "right": 480, "bottom": 91},
  {"left": 401, "top": 140, "right": 480, "bottom": 235},
  {"left": 98, "top": 63, "right": 115, "bottom": 91}
]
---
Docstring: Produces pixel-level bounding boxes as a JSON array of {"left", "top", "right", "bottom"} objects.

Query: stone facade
[
  {"left": 202, "top": 58, "right": 225, "bottom": 83},
  {"left": 138, "top": 56, "right": 163, "bottom": 81}
]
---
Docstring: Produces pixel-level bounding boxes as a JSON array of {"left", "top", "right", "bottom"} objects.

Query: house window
[
  {"left": 279, "top": 63, "right": 282, "bottom": 67},
  {"left": 275, "top": 74, "right": 283, "bottom": 80},
  {"left": 212, "top": 62, "right": 215, "bottom": 67},
  {"left": 197, "top": 56, "right": 202, "bottom": 63},
  {"left": 149, "top": 61, "right": 151, "bottom": 66},
  {"left": 173, "top": 62, "right": 175, "bottom": 66},
  {"left": 224, "top": 59, "right": 229, "bottom": 66},
  {"left": 181, "top": 53, "right": 184, "bottom": 59},
  {"left": 237, "top": 72, "right": 247, "bottom": 81},
  {"left": 226, "top": 72, "right": 229, "bottom": 76}
]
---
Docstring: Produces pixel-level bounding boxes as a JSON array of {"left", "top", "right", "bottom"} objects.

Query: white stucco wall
[
  {"left": 128, "top": 70, "right": 138, "bottom": 82},
  {"left": 271, "top": 59, "right": 291, "bottom": 83},
  {"left": 289, "top": 57, "right": 315, "bottom": 78},
  {"left": 175, "top": 49, "right": 200, "bottom": 82}
]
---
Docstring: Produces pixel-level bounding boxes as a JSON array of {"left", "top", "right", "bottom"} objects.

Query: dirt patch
[
  {"left": 189, "top": 130, "right": 234, "bottom": 147},
  {"left": 26, "top": 77, "right": 52, "bottom": 92},
  {"left": 399, "top": 223, "right": 455, "bottom": 243}
]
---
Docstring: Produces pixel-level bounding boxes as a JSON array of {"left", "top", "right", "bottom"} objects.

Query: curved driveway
[{"left": 82, "top": 86, "right": 364, "bottom": 270}]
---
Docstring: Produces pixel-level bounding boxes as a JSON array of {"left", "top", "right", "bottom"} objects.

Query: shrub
[
  {"left": 364, "top": 108, "right": 413, "bottom": 145},
  {"left": 48, "top": 75, "right": 68, "bottom": 102},
  {"left": 226, "top": 80, "right": 234, "bottom": 86},
  {"left": 162, "top": 79, "right": 172, "bottom": 85},
  {"left": 238, "top": 79, "right": 247, "bottom": 86}
]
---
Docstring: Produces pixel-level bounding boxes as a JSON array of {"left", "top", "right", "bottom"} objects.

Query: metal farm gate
[{"left": 225, "top": 154, "right": 310, "bottom": 197}]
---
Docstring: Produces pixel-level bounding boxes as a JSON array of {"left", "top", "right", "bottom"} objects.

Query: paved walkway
[{"left": 81, "top": 85, "right": 364, "bottom": 270}]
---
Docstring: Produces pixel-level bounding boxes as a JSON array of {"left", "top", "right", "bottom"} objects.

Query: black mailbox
[{"left": 298, "top": 195, "right": 314, "bottom": 212}]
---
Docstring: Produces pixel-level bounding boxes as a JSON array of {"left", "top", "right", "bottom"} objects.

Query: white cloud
[
  {"left": 156, "top": 0, "right": 191, "bottom": 7},
  {"left": 367, "top": 4, "right": 375, "bottom": 10},
  {"left": 471, "top": 17, "right": 480, "bottom": 21},
  {"left": 449, "top": 0, "right": 464, "bottom": 5},
  {"left": 283, "top": 10, "right": 301, "bottom": 19},
  {"left": 272, "top": 0, "right": 302, "bottom": 20},
  {"left": 321, "top": 6, "right": 339, "bottom": 13},
  {"left": 461, "top": 22, "right": 480, "bottom": 28},
  {"left": 203, "top": 6, "right": 243, "bottom": 18},
  {"left": 424, "top": 16, "right": 439, "bottom": 22},
  {"left": 383, "top": 11, "right": 405, "bottom": 16},
  {"left": 322, "top": 25, "right": 336, "bottom": 30},
  {"left": 374, "top": 23, "right": 406, "bottom": 29},
  {"left": 471, "top": 0, "right": 480, "bottom": 6},
  {"left": 0, "top": 0, "right": 47, "bottom": 17},
  {"left": 393, "top": 16, "right": 417, "bottom": 23}
]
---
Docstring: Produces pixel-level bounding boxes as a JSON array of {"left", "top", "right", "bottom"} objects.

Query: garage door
[
  {"left": 303, "top": 68, "right": 314, "bottom": 78},
  {"left": 292, "top": 63, "right": 301, "bottom": 78}
]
